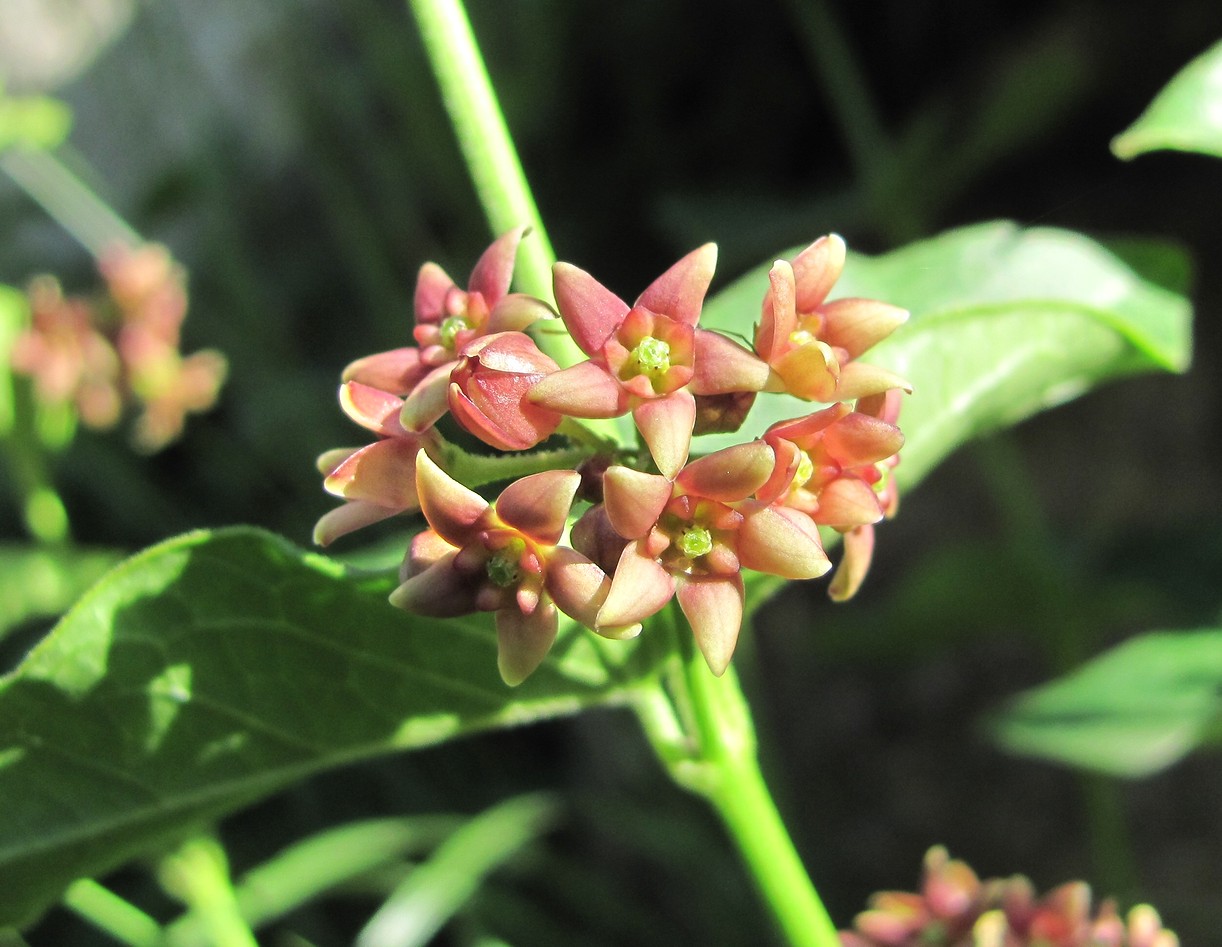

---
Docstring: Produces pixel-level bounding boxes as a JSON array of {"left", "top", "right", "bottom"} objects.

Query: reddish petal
[
  {"left": 633, "top": 389, "right": 695, "bottom": 479},
  {"left": 467, "top": 227, "right": 526, "bottom": 306},
  {"left": 400, "top": 362, "right": 454, "bottom": 431},
  {"left": 528, "top": 360, "right": 627, "bottom": 418},
  {"left": 776, "top": 340, "right": 840, "bottom": 401},
  {"left": 765, "top": 402, "right": 850, "bottom": 445},
  {"left": 635, "top": 243, "right": 717, "bottom": 326},
  {"left": 486, "top": 293, "right": 555, "bottom": 333},
  {"left": 316, "top": 446, "right": 358, "bottom": 475},
  {"left": 790, "top": 234, "right": 845, "bottom": 313},
  {"left": 339, "top": 381, "right": 407, "bottom": 435},
  {"left": 545, "top": 545, "right": 642, "bottom": 638},
  {"left": 603, "top": 466, "right": 673, "bottom": 539},
  {"left": 341, "top": 347, "right": 428, "bottom": 396},
  {"left": 691, "top": 330, "right": 771, "bottom": 395},
  {"left": 677, "top": 573, "right": 744, "bottom": 676},
  {"left": 814, "top": 477, "right": 884, "bottom": 529},
  {"left": 495, "top": 601, "right": 558, "bottom": 686},
  {"left": 597, "top": 541, "right": 676, "bottom": 629},
  {"left": 756, "top": 261, "right": 797, "bottom": 361},
  {"left": 677, "top": 441, "right": 775, "bottom": 502},
  {"left": 756, "top": 437, "right": 801, "bottom": 506},
  {"left": 404, "top": 528, "right": 459, "bottom": 579},
  {"left": 448, "top": 381, "right": 559, "bottom": 452},
  {"left": 737, "top": 502, "right": 831, "bottom": 579},
  {"left": 416, "top": 451, "right": 489, "bottom": 547},
  {"left": 495, "top": 469, "right": 581, "bottom": 545},
  {"left": 552, "top": 262, "right": 629, "bottom": 355},
  {"left": 835, "top": 360, "right": 913, "bottom": 400},
  {"left": 389, "top": 553, "right": 480, "bottom": 617},
  {"left": 823, "top": 412, "right": 905, "bottom": 466},
  {"left": 313, "top": 500, "right": 399, "bottom": 547},
  {"left": 414, "top": 262, "right": 457, "bottom": 322},
  {"left": 324, "top": 438, "right": 419, "bottom": 508},
  {"left": 820, "top": 298, "right": 909, "bottom": 358}
]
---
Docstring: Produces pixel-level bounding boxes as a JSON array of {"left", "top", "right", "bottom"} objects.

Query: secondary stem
[
  {"left": 636, "top": 612, "right": 842, "bottom": 947},
  {"left": 61, "top": 879, "right": 162, "bottom": 947},
  {"left": 159, "top": 837, "right": 258, "bottom": 947}
]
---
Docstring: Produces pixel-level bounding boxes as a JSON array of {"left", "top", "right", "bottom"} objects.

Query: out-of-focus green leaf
[
  {"left": 699, "top": 221, "right": 1193, "bottom": 487},
  {"left": 0, "top": 529, "right": 661, "bottom": 926},
  {"left": 990, "top": 630, "right": 1222, "bottom": 777},
  {"left": 165, "top": 815, "right": 464, "bottom": 947},
  {"left": 355, "top": 794, "right": 557, "bottom": 947},
  {"left": 0, "top": 545, "right": 124, "bottom": 644},
  {"left": 0, "top": 285, "right": 26, "bottom": 436},
  {"left": 1112, "top": 39, "right": 1222, "bottom": 159},
  {"left": 0, "top": 93, "right": 72, "bottom": 152},
  {"left": 0, "top": 221, "right": 1195, "bottom": 927}
]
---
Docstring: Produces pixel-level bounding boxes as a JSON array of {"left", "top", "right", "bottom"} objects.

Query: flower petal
[
  {"left": 737, "top": 502, "right": 831, "bottom": 579},
  {"left": 603, "top": 466, "right": 673, "bottom": 539},
  {"left": 390, "top": 553, "right": 479, "bottom": 617},
  {"left": 677, "top": 573, "right": 744, "bottom": 676},
  {"left": 414, "top": 262, "right": 457, "bottom": 323},
  {"left": 597, "top": 540, "right": 676, "bottom": 629},
  {"left": 553, "top": 262, "right": 629, "bottom": 355},
  {"left": 677, "top": 441, "right": 775, "bottom": 502},
  {"left": 791, "top": 233, "right": 845, "bottom": 313},
  {"left": 691, "top": 329, "right": 771, "bottom": 395},
  {"left": 495, "top": 601, "right": 558, "bottom": 686},
  {"left": 756, "top": 260, "right": 797, "bottom": 362},
  {"left": 835, "top": 360, "right": 913, "bottom": 400},
  {"left": 313, "top": 500, "right": 399, "bottom": 547},
  {"left": 486, "top": 292, "right": 555, "bottom": 333},
  {"left": 495, "top": 469, "right": 581, "bottom": 545},
  {"left": 468, "top": 226, "right": 526, "bottom": 306},
  {"left": 823, "top": 412, "right": 905, "bottom": 466},
  {"left": 416, "top": 450, "right": 489, "bottom": 547},
  {"left": 545, "top": 545, "right": 641, "bottom": 638},
  {"left": 829, "top": 524, "right": 875, "bottom": 603},
  {"left": 636, "top": 243, "right": 717, "bottom": 326},
  {"left": 324, "top": 438, "right": 419, "bottom": 508},
  {"left": 400, "top": 362, "right": 455, "bottom": 431},
  {"left": 339, "top": 381, "right": 407, "bottom": 435},
  {"left": 342, "top": 347, "right": 428, "bottom": 396},
  {"left": 633, "top": 388, "right": 695, "bottom": 479},
  {"left": 776, "top": 340, "right": 840, "bottom": 402},
  {"left": 819, "top": 298, "right": 909, "bottom": 358},
  {"left": 813, "top": 476, "right": 884, "bottom": 529},
  {"left": 528, "top": 360, "right": 627, "bottom": 418}
]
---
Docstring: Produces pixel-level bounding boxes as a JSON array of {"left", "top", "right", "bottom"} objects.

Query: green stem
[
  {"left": 439, "top": 440, "right": 602, "bottom": 489},
  {"left": 0, "top": 147, "right": 140, "bottom": 257},
  {"left": 159, "top": 837, "right": 258, "bottom": 947},
  {"left": 61, "top": 879, "right": 162, "bottom": 947},
  {"left": 635, "top": 612, "right": 841, "bottom": 947}
]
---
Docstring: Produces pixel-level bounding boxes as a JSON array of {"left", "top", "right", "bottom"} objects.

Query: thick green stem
[
  {"left": 159, "top": 837, "right": 258, "bottom": 947},
  {"left": 61, "top": 879, "right": 162, "bottom": 947},
  {"left": 635, "top": 613, "right": 841, "bottom": 947}
]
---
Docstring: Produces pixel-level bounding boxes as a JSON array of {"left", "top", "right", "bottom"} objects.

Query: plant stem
[
  {"left": 0, "top": 147, "right": 140, "bottom": 258},
  {"left": 636, "top": 613, "right": 841, "bottom": 947},
  {"left": 61, "top": 879, "right": 162, "bottom": 947},
  {"left": 405, "top": 0, "right": 555, "bottom": 304},
  {"left": 159, "top": 837, "right": 258, "bottom": 947}
]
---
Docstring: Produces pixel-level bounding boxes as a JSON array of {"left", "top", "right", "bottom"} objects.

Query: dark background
[{"left": 3, "top": 0, "right": 1221, "bottom": 942}]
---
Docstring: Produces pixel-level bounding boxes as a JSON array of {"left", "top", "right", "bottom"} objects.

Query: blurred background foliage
[{"left": 1, "top": 0, "right": 1220, "bottom": 943}]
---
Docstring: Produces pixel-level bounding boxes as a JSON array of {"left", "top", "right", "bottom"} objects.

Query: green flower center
[
  {"left": 677, "top": 525, "right": 713, "bottom": 559},
  {"left": 439, "top": 314, "right": 472, "bottom": 349},
  {"left": 630, "top": 336, "right": 671, "bottom": 377},
  {"left": 486, "top": 539, "right": 526, "bottom": 588},
  {"left": 794, "top": 452, "right": 815, "bottom": 488}
]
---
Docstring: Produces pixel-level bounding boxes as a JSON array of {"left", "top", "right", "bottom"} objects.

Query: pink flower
[
  {"left": 758, "top": 390, "right": 903, "bottom": 601},
  {"left": 313, "top": 381, "right": 439, "bottom": 546},
  {"left": 756, "top": 234, "right": 910, "bottom": 402},
  {"left": 591, "top": 441, "right": 830, "bottom": 674},
  {"left": 448, "top": 331, "right": 563, "bottom": 451},
  {"left": 342, "top": 228, "right": 553, "bottom": 432},
  {"left": 530, "top": 245, "right": 767, "bottom": 478},
  {"left": 391, "top": 452, "right": 635, "bottom": 684}
]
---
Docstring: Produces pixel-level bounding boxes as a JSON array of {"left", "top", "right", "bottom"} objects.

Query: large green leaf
[
  {"left": 698, "top": 221, "right": 1192, "bottom": 486},
  {"left": 0, "top": 220, "right": 1193, "bottom": 925},
  {"left": 1111, "top": 39, "right": 1222, "bottom": 160},
  {"left": 989, "top": 631, "right": 1222, "bottom": 777}
]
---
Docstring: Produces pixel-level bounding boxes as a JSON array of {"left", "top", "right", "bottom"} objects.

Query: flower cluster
[
  {"left": 317, "top": 230, "right": 908, "bottom": 683},
  {"left": 10, "top": 243, "right": 227, "bottom": 452},
  {"left": 841, "top": 846, "right": 1178, "bottom": 947}
]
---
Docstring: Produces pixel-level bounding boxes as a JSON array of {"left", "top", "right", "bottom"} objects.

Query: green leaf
[
  {"left": 0, "top": 284, "right": 27, "bottom": 436},
  {"left": 699, "top": 221, "right": 1192, "bottom": 487},
  {"left": 0, "top": 545, "right": 125, "bottom": 644},
  {"left": 0, "top": 220, "right": 1195, "bottom": 926},
  {"left": 0, "top": 528, "right": 663, "bottom": 926},
  {"left": 1112, "top": 39, "right": 1222, "bottom": 159},
  {"left": 989, "top": 631, "right": 1222, "bottom": 777}
]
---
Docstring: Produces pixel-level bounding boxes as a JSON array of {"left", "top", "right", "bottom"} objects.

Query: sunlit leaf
[
  {"left": 0, "top": 545, "right": 124, "bottom": 645},
  {"left": 0, "top": 219, "right": 1194, "bottom": 926},
  {"left": 990, "top": 630, "right": 1222, "bottom": 777},
  {"left": 1112, "top": 39, "right": 1222, "bottom": 159}
]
